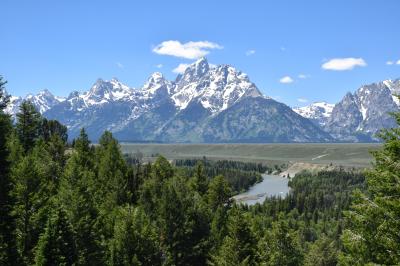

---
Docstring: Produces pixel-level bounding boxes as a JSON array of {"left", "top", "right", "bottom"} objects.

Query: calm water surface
[{"left": 234, "top": 174, "right": 290, "bottom": 205}]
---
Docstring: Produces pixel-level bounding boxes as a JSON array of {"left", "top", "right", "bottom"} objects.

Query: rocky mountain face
[
  {"left": 6, "top": 58, "right": 332, "bottom": 143},
  {"left": 294, "top": 79, "right": 400, "bottom": 142},
  {"left": 324, "top": 79, "right": 400, "bottom": 141}
]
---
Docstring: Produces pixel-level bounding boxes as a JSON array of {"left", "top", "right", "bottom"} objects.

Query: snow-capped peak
[
  {"left": 5, "top": 89, "right": 64, "bottom": 117},
  {"left": 80, "top": 78, "right": 134, "bottom": 106},
  {"left": 171, "top": 58, "right": 262, "bottom": 112},
  {"left": 293, "top": 101, "right": 334, "bottom": 126},
  {"left": 142, "top": 72, "right": 172, "bottom": 96},
  {"left": 176, "top": 57, "right": 210, "bottom": 84}
]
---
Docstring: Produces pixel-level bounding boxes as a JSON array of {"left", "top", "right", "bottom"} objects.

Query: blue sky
[{"left": 1, "top": 0, "right": 399, "bottom": 106}]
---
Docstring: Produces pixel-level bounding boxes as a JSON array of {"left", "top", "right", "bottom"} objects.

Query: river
[{"left": 233, "top": 174, "right": 290, "bottom": 205}]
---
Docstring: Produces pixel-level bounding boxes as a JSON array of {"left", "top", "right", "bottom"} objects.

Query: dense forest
[{"left": 1, "top": 75, "right": 399, "bottom": 265}]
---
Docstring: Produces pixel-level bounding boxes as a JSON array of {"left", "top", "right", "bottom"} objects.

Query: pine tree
[
  {"left": 39, "top": 118, "right": 68, "bottom": 144},
  {"left": 94, "top": 131, "right": 128, "bottom": 239},
  {"left": 304, "top": 235, "right": 337, "bottom": 266},
  {"left": 192, "top": 161, "right": 208, "bottom": 196},
  {"left": 0, "top": 76, "right": 10, "bottom": 110},
  {"left": 109, "top": 206, "right": 161, "bottom": 266},
  {"left": 339, "top": 111, "right": 400, "bottom": 265},
  {"left": 157, "top": 175, "right": 210, "bottom": 266},
  {"left": 95, "top": 131, "right": 127, "bottom": 209},
  {"left": 16, "top": 101, "right": 41, "bottom": 152},
  {"left": 59, "top": 128, "right": 105, "bottom": 265},
  {"left": 260, "top": 219, "right": 303, "bottom": 266},
  {"left": 0, "top": 76, "right": 20, "bottom": 265},
  {"left": 210, "top": 206, "right": 257, "bottom": 266},
  {"left": 12, "top": 142, "right": 57, "bottom": 264},
  {"left": 152, "top": 155, "right": 174, "bottom": 181},
  {"left": 34, "top": 207, "right": 77, "bottom": 266},
  {"left": 209, "top": 206, "right": 229, "bottom": 251},
  {"left": 207, "top": 175, "right": 232, "bottom": 212}
]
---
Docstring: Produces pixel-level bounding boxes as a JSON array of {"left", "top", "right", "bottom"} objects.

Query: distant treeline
[{"left": 175, "top": 158, "right": 271, "bottom": 193}]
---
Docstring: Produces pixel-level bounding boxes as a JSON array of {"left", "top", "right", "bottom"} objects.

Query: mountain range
[
  {"left": 5, "top": 58, "right": 400, "bottom": 142},
  {"left": 295, "top": 79, "right": 400, "bottom": 141}
]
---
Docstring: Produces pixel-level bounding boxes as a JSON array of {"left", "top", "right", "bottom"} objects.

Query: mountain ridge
[
  {"left": 5, "top": 58, "right": 329, "bottom": 142},
  {"left": 5, "top": 59, "right": 399, "bottom": 143}
]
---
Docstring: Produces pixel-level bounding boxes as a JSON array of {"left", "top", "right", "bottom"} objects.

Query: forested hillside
[{"left": 1, "top": 76, "right": 399, "bottom": 265}]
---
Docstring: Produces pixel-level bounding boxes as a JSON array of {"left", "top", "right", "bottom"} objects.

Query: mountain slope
[
  {"left": 203, "top": 97, "right": 332, "bottom": 143},
  {"left": 325, "top": 79, "right": 400, "bottom": 141}
]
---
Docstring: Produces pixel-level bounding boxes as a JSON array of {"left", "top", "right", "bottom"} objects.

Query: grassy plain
[{"left": 120, "top": 143, "right": 382, "bottom": 168}]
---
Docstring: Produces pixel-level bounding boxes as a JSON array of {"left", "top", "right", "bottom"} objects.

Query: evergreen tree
[
  {"left": 12, "top": 142, "right": 57, "bottom": 264},
  {"left": 94, "top": 131, "right": 128, "bottom": 240},
  {"left": 152, "top": 155, "right": 174, "bottom": 181},
  {"left": 191, "top": 161, "right": 208, "bottom": 196},
  {"left": 34, "top": 207, "right": 77, "bottom": 266},
  {"left": 207, "top": 175, "right": 232, "bottom": 211},
  {"left": 59, "top": 128, "right": 105, "bottom": 265},
  {"left": 16, "top": 101, "right": 41, "bottom": 153},
  {"left": 304, "top": 235, "right": 337, "bottom": 266},
  {"left": 158, "top": 175, "right": 210, "bottom": 265},
  {"left": 0, "top": 76, "right": 10, "bottom": 110},
  {"left": 259, "top": 219, "right": 303, "bottom": 266},
  {"left": 109, "top": 206, "right": 161, "bottom": 266},
  {"left": 211, "top": 205, "right": 257, "bottom": 266},
  {"left": 209, "top": 206, "right": 229, "bottom": 251},
  {"left": 0, "top": 76, "right": 20, "bottom": 265},
  {"left": 39, "top": 118, "right": 68, "bottom": 144},
  {"left": 95, "top": 131, "right": 127, "bottom": 209},
  {"left": 340, "top": 111, "right": 400, "bottom": 265}
]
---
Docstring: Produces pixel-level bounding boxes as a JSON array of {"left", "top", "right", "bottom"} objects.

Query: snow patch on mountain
[{"left": 293, "top": 102, "right": 334, "bottom": 126}]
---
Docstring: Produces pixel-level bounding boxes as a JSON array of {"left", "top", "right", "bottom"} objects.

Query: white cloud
[
  {"left": 279, "top": 76, "right": 294, "bottom": 84},
  {"left": 172, "top": 63, "right": 190, "bottom": 74},
  {"left": 322, "top": 57, "right": 367, "bottom": 71},
  {"left": 386, "top": 61, "right": 394, "bottom": 65},
  {"left": 397, "top": 60, "right": 400, "bottom": 65},
  {"left": 297, "top": 98, "right": 308, "bottom": 103},
  {"left": 246, "top": 50, "right": 256, "bottom": 56},
  {"left": 153, "top": 40, "right": 223, "bottom": 59},
  {"left": 298, "top": 74, "right": 310, "bottom": 79},
  {"left": 156, "top": 64, "right": 163, "bottom": 68},
  {"left": 116, "top": 62, "right": 124, "bottom": 69}
]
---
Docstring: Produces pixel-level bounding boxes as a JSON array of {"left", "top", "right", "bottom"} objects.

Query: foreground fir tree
[
  {"left": 0, "top": 76, "right": 20, "bottom": 265},
  {"left": 258, "top": 218, "right": 303, "bottom": 266},
  {"left": 34, "top": 207, "right": 77, "bottom": 266},
  {"left": 12, "top": 141, "right": 58, "bottom": 264},
  {"left": 16, "top": 100, "right": 41, "bottom": 153},
  {"left": 95, "top": 131, "right": 128, "bottom": 226},
  {"left": 109, "top": 206, "right": 160, "bottom": 266},
  {"left": 210, "top": 205, "right": 257, "bottom": 266},
  {"left": 340, "top": 110, "right": 400, "bottom": 265},
  {"left": 59, "top": 128, "right": 105, "bottom": 265}
]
